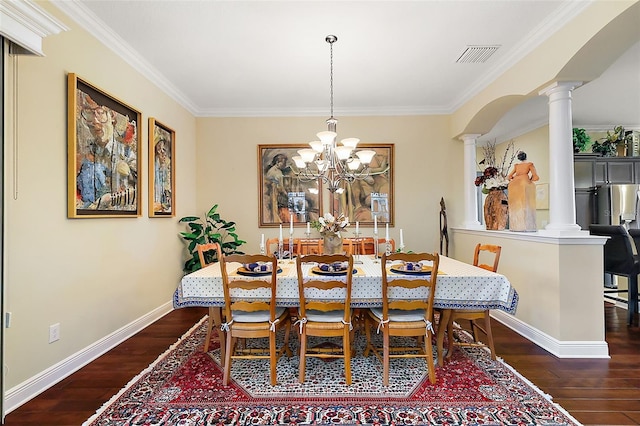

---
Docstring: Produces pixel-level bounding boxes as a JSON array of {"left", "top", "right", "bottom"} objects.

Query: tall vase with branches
[{"left": 474, "top": 140, "right": 517, "bottom": 230}]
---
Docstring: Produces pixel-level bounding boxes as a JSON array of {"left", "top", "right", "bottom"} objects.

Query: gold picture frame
[
  {"left": 258, "top": 144, "right": 322, "bottom": 227},
  {"left": 148, "top": 118, "right": 175, "bottom": 217},
  {"left": 67, "top": 73, "right": 142, "bottom": 218},
  {"left": 331, "top": 143, "right": 394, "bottom": 226}
]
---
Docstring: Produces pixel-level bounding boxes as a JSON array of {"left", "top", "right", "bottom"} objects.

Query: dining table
[{"left": 173, "top": 254, "right": 519, "bottom": 367}]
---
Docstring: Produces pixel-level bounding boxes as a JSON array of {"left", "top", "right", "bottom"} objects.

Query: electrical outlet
[{"left": 49, "top": 323, "right": 60, "bottom": 343}]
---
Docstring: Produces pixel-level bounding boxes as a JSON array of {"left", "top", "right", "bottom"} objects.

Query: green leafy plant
[
  {"left": 178, "top": 204, "right": 246, "bottom": 273},
  {"left": 592, "top": 125, "right": 632, "bottom": 157},
  {"left": 572, "top": 128, "right": 591, "bottom": 153}
]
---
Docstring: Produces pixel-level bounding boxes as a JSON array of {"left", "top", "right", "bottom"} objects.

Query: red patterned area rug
[{"left": 84, "top": 316, "right": 581, "bottom": 425}]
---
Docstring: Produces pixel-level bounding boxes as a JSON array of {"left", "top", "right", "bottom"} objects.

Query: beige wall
[
  {"left": 4, "top": 0, "right": 636, "bottom": 411},
  {"left": 4, "top": 4, "right": 197, "bottom": 389},
  {"left": 195, "top": 115, "right": 463, "bottom": 254}
]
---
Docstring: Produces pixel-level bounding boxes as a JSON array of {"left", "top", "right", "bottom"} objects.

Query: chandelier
[{"left": 292, "top": 35, "right": 376, "bottom": 194}]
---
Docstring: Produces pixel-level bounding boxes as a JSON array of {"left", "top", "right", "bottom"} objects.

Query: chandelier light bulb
[
  {"left": 297, "top": 148, "right": 316, "bottom": 163},
  {"left": 341, "top": 138, "right": 359, "bottom": 149},
  {"left": 292, "top": 155, "right": 306, "bottom": 168},
  {"left": 347, "top": 158, "right": 361, "bottom": 170},
  {"left": 309, "top": 141, "right": 324, "bottom": 152},
  {"left": 335, "top": 145, "right": 352, "bottom": 160},
  {"left": 356, "top": 149, "right": 376, "bottom": 164}
]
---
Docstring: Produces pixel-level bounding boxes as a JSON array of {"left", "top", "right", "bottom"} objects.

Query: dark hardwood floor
[{"left": 3, "top": 303, "right": 639, "bottom": 425}]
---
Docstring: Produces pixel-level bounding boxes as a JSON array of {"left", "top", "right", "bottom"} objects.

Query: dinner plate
[
  {"left": 236, "top": 267, "right": 282, "bottom": 276},
  {"left": 389, "top": 265, "right": 432, "bottom": 275},
  {"left": 310, "top": 266, "right": 354, "bottom": 276}
]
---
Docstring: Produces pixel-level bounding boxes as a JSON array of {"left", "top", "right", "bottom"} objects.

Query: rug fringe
[{"left": 82, "top": 316, "right": 208, "bottom": 426}]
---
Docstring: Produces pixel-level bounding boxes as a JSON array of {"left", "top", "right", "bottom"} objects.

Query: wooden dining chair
[
  {"left": 447, "top": 243, "right": 501, "bottom": 360},
  {"left": 197, "top": 242, "right": 222, "bottom": 268},
  {"left": 295, "top": 253, "right": 355, "bottom": 385},
  {"left": 265, "top": 237, "right": 295, "bottom": 257},
  {"left": 219, "top": 253, "right": 292, "bottom": 386},
  {"left": 196, "top": 242, "right": 223, "bottom": 353},
  {"left": 360, "top": 237, "right": 395, "bottom": 255},
  {"left": 364, "top": 252, "right": 440, "bottom": 385},
  {"left": 296, "top": 238, "right": 323, "bottom": 255}
]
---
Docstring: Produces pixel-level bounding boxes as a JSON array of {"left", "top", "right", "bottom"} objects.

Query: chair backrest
[
  {"left": 627, "top": 228, "right": 640, "bottom": 255},
  {"left": 296, "top": 238, "right": 323, "bottom": 255},
  {"left": 380, "top": 252, "right": 439, "bottom": 322},
  {"left": 197, "top": 242, "right": 222, "bottom": 268},
  {"left": 296, "top": 253, "right": 353, "bottom": 322},
  {"left": 589, "top": 224, "right": 638, "bottom": 276},
  {"left": 219, "top": 253, "right": 278, "bottom": 321},
  {"left": 360, "top": 238, "right": 395, "bottom": 255},
  {"left": 473, "top": 244, "right": 501, "bottom": 273},
  {"left": 266, "top": 237, "right": 295, "bottom": 257}
]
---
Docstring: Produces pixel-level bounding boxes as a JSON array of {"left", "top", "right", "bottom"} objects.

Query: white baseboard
[
  {"left": 491, "top": 310, "right": 610, "bottom": 358},
  {"left": 4, "top": 301, "right": 174, "bottom": 414}
]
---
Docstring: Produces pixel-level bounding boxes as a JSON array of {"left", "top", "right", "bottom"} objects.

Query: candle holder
[
  {"left": 398, "top": 244, "right": 405, "bottom": 253},
  {"left": 373, "top": 231, "right": 379, "bottom": 262},
  {"left": 352, "top": 231, "right": 363, "bottom": 263},
  {"left": 304, "top": 230, "right": 311, "bottom": 239},
  {"left": 289, "top": 234, "right": 294, "bottom": 262},
  {"left": 260, "top": 244, "right": 265, "bottom": 256},
  {"left": 278, "top": 239, "right": 283, "bottom": 261},
  {"left": 385, "top": 240, "right": 392, "bottom": 256}
]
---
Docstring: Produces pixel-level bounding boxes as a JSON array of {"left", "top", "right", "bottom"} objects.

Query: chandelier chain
[{"left": 329, "top": 37, "right": 334, "bottom": 120}]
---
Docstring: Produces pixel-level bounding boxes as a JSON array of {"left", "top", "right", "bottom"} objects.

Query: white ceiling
[{"left": 53, "top": 0, "right": 640, "bottom": 141}]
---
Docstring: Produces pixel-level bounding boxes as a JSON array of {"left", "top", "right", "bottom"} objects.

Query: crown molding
[{"left": 0, "top": 0, "right": 68, "bottom": 56}]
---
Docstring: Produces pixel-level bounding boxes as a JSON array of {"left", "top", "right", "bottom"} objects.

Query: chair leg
[
  {"left": 446, "top": 313, "right": 456, "bottom": 358},
  {"left": 223, "top": 335, "right": 235, "bottom": 386},
  {"left": 483, "top": 311, "right": 496, "bottom": 360},
  {"left": 383, "top": 330, "right": 390, "bottom": 387},
  {"left": 425, "top": 331, "right": 436, "bottom": 384},
  {"left": 269, "top": 331, "right": 277, "bottom": 386},
  {"left": 363, "top": 316, "right": 373, "bottom": 357},
  {"left": 629, "top": 275, "right": 638, "bottom": 325},
  {"left": 343, "top": 328, "right": 352, "bottom": 385},
  {"left": 298, "top": 330, "right": 307, "bottom": 383}
]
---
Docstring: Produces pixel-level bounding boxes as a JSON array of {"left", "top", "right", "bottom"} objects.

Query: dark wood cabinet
[
  {"left": 574, "top": 155, "right": 639, "bottom": 187},
  {"left": 595, "top": 159, "right": 635, "bottom": 184}
]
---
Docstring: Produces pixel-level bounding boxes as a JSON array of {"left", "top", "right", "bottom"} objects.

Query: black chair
[
  {"left": 627, "top": 228, "right": 640, "bottom": 258},
  {"left": 589, "top": 225, "right": 639, "bottom": 325}
]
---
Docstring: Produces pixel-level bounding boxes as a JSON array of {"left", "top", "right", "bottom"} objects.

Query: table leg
[
  {"left": 205, "top": 307, "right": 225, "bottom": 366},
  {"left": 437, "top": 309, "right": 452, "bottom": 367}
]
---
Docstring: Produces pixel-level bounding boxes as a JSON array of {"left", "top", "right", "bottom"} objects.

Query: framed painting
[
  {"left": 258, "top": 144, "right": 322, "bottom": 227},
  {"left": 67, "top": 73, "right": 142, "bottom": 218},
  {"left": 148, "top": 118, "right": 175, "bottom": 217},
  {"left": 331, "top": 143, "right": 394, "bottom": 226}
]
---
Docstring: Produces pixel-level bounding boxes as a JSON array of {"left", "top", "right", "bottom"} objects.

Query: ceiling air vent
[{"left": 456, "top": 45, "right": 501, "bottom": 63}]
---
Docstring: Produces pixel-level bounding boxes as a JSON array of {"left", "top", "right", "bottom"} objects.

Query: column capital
[
  {"left": 538, "top": 81, "right": 583, "bottom": 97},
  {"left": 459, "top": 134, "right": 482, "bottom": 145}
]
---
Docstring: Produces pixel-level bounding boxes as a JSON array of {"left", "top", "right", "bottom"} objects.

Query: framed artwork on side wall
[
  {"left": 67, "top": 73, "right": 142, "bottom": 218},
  {"left": 148, "top": 118, "right": 175, "bottom": 217},
  {"left": 258, "top": 144, "right": 322, "bottom": 227},
  {"left": 331, "top": 143, "right": 394, "bottom": 226}
]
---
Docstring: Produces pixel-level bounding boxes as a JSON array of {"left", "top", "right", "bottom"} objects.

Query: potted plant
[
  {"left": 178, "top": 204, "right": 246, "bottom": 273},
  {"left": 572, "top": 128, "right": 591, "bottom": 153},
  {"left": 592, "top": 125, "right": 631, "bottom": 157}
]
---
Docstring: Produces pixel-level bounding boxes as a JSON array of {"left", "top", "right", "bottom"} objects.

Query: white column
[
  {"left": 539, "top": 81, "right": 583, "bottom": 234},
  {"left": 461, "top": 134, "right": 483, "bottom": 229}
]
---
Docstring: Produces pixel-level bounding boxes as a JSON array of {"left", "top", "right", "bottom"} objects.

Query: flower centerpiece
[
  {"left": 474, "top": 140, "right": 516, "bottom": 230},
  {"left": 311, "top": 213, "right": 349, "bottom": 254}
]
